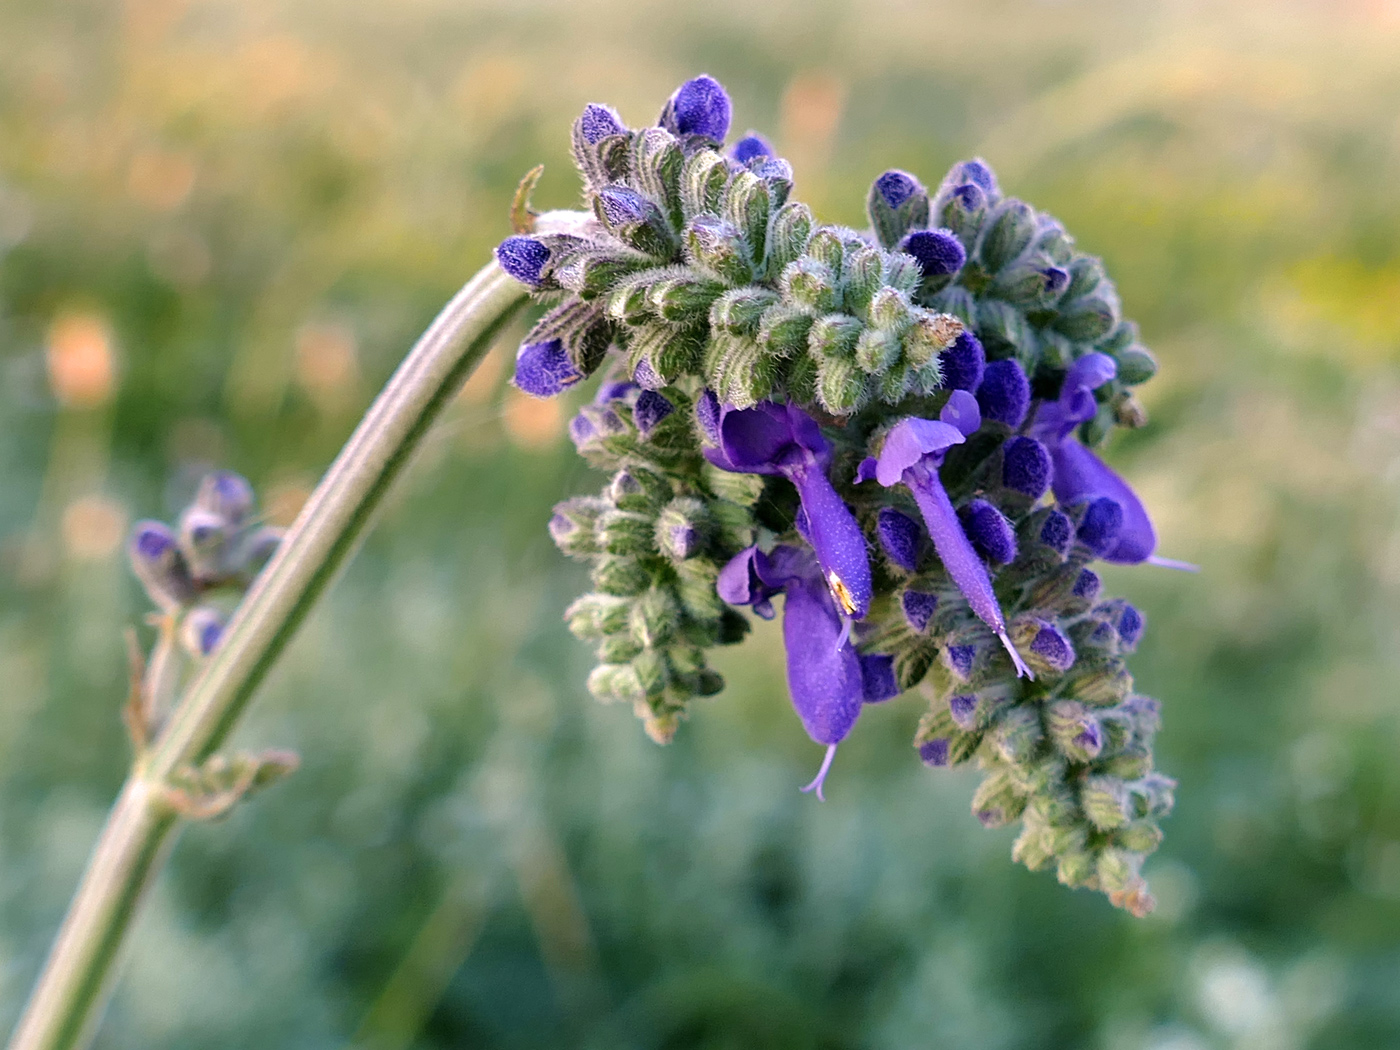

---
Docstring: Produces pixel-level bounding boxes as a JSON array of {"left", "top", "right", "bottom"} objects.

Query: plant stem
[{"left": 8, "top": 261, "right": 528, "bottom": 1050}]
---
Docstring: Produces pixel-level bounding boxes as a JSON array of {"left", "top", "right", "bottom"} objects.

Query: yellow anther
[{"left": 827, "top": 570, "right": 857, "bottom": 616}]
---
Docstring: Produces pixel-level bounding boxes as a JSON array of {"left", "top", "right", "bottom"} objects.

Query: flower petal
[
  {"left": 939, "top": 389, "right": 982, "bottom": 437},
  {"left": 788, "top": 463, "right": 873, "bottom": 618},
  {"left": 781, "top": 575, "right": 866, "bottom": 745},
  {"left": 1050, "top": 441, "right": 1157, "bottom": 563},
  {"left": 875, "top": 418, "right": 965, "bottom": 487},
  {"left": 717, "top": 402, "right": 793, "bottom": 474}
]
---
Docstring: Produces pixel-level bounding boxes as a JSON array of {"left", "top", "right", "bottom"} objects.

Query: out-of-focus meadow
[{"left": 2, "top": 0, "right": 1399, "bottom": 1046}]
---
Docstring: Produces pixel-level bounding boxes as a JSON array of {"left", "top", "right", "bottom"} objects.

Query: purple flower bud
[
  {"left": 1073, "top": 568, "right": 1102, "bottom": 601},
  {"left": 197, "top": 471, "right": 255, "bottom": 526},
  {"left": 875, "top": 170, "right": 921, "bottom": 209},
  {"left": 950, "top": 183, "right": 985, "bottom": 211},
  {"left": 664, "top": 75, "right": 732, "bottom": 140},
  {"left": 976, "top": 359, "right": 1030, "bottom": 428},
  {"left": 1117, "top": 603, "right": 1145, "bottom": 650},
  {"left": 877, "top": 506, "right": 922, "bottom": 571},
  {"left": 633, "top": 391, "right": 674, "bottom": 436},
  {"left": 1040, "top": 510, "right": 1073, "bottom": 555},
  {"left": 632, "top": 355, "right": 665, "bottom": 390},
  {"left": 134, "top": 521, "right": 175, "bottom": 561},
  {"left": 1001, "top": 436, "right": 1051, "bottom": 498},
  {"left": 948, "top": 694, "right": 978, "bottom": 730},
  {"left": 1077, "top": 497, "right": 1124, "bottom": 556},
  {"left": 1075, "top": 721, "right": 1104, "bottom": 757},
  {"left": 495, "top": 236, "right": 550, "bottom": 287},
  {"left": 939, "top": 332, "right": 986, "bottom": 392},
  {"left": 568, "top": 413, "right": 596, "bottom": 450},
  {"left": 513, "top": 339, "right": 582, "bottom": 398},
  {"left": 959, "top": 499, "right": 1017, "bottom": 564},
  {"left": 860, "top": 654, "right": 899, "bottom": 702},
  {"left": 953, "top": 159, "right": 998, "bottom": 195},
  {"left": 129, "top": 519, "right": 196, "bottom": 611},
  {"left": 919, "top": 738, "right": 951, "bottom": 767},
  {"left": 662, "top": 520, "right": 701, "bottom": 560},
  {"left": 899, "top": 228, "right": 967, "bottom": 278},
  {"left": 578, "top": 103, "right": 626, "bottom": 144},
  {"left": 1030, "top": 621, "right": 1076, "bottom": 673},
  {"left": 902, "top": 589, "right": 938, "bottom": 632},
  {"left": 731, "top": 132, "right": 773, "bottom": 164},
  {"left": 595, "top": 186, "right": 651, "bottom": 227},
  {"left": 1041, "top": 266, "right": 1070, "bottom": 296},
  {"left": 946, "top": 644, "right": 976, "bottom": 680},
  {"left": 596, "top": 378, "right": 638, "bottom": 403},
  {"left": 695, "top": 389, "right": 721, "bottom": 444},
  {"left": 181, "top": 605, "right": 225, "bottom": 658}
]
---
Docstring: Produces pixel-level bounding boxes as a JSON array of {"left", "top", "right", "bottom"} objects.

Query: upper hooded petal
[{"left": 875, "top": 418, "right": 966, "bottom": 486}]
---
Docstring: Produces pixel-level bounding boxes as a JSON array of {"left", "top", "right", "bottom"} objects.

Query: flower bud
[
  {"left": 1076, "top": 497, "right": 1123, "bottom": 557},
  {"left": 129, "top": 520, "right": 195, "bottom": 610},
  {"left": 731, "top": 132, "right": 773, "bottom": 164},
  {"left": 901, "top": 589, "right": 938, "bottom": 632},
  {"left": 877, "top": 507, "right": 923, "bottom": 573},
  {"left": 577, "top": 103, "right": 626, "bottom": 144},
  {"left": 496, "top": 236, "right": 551, "bottom": 287},
  {"left": 959, "top": 499, "right": 1016, "bottom": 564},
  {"left": 808, "top": 312, "right": 863, "bottom": 360},
  {"left": 180, "top": 604, "right": 225, "bottom": 658},
  {"left": 633, "top": 391, "right": 675, "bottom": 437},
  {"left": 588, "top": 663, "right": 644, "bottom": 704},
  {"left": 608, "top": 467, "right": 671, "bottom": 512},
  {"left": 549, "top": 496, "right": 607, "bottom": 558},
  {"left": 978, "top": 200, "right": 1036, "bottom": 273},
  {"left": 899, "top": 228, "right": 966, "bottom": 283},
  {"left": 660, "top": 75, "right": 731, "bottom": 141},
  {"left": 976, "top": 359, "right": 1030, "bottom": 427},
  {"left": 591, "top": 556, "right": 652, "bottom": 596},
  {"left": 972, "top": 770, "right": 1027, "bottom": 828},
  {"left": 1000, "top": 436, "right": 1051, "bottom": 499},
  {"left": 598, "top": 509, "right": 660, "bottom": 557},
  {"left": 868, "top": 169, "right": 930, "bottom": 249},
  {"left": 758, "top": 306, "right": 816, "bottom": 356},
  {"left": 722, "top": 170, "right": 772, "bottom": 263},
  {"left": 938, "top": 331, "right": 985, "bottom": 391},
  {"left": 1053, "top": 289, "right": 1121, "bottom": 342},
  {"left": 594, "top": 186, "right": 677, "bottom": 259},
  {"left": 816, "top": 354, "right": 869, "bottom": 415},
  {"left": 178, "top": 508, "right": 229, "bottom": 582},
  {"left": 1048, "top": 700, "right": 1103, "bottom": 762},
  {"left": 514, "top": 339, "right": 583, "bottom": 398},
  {"left": 902, "top": 311, "right": 963, "bottom": 368},
  {"left": 991, "top": 704, "right": 1043, "bottom": 763},
  {"left": 780, "top": 256, "right": 839, "bottom": 313},
  {"left": 629, "top": 587, "right": 682, "bottom": 649},
  {"left": 684, "top": 215, "right": 753, "bottom": 286},
  {"left": 565, "top": 593, "right": 632, "bottom": 640},
  {"left": 1114, "top": 346, "right": 1158, "bottom": 386},
  {"left": 655, "top": 497, "right": 708, "bottom": 561},
  {"left": 766, "top": 200, "right": 814, "bottom": 275},
  {"left": 710, "top": 287, "right": 778, "bottom": 335}
]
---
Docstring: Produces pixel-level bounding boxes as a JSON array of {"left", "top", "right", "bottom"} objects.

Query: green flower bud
[
  {"left": 757, "top": 305, "right": 815, "bottom": 356},
  {"left": 597, "top": 632, "right": 644, "bottom": 663},
  {"left": 978, "top": 199, "right": 1036, "bottom": 273},
  {"left": 680, "top": 149, "right": 729, "bottom": 217},
  {"left": 816, "top": 353, "right": 870, "bottom": 415},
  {"left": 598, "top": 509, "right": 659, "bottom": 556},
  {"left": 591, "top": 555, "right": 653, "bottom": 596},
  {"left": 972, "top": 770, "right": 1027, "bottom": 828},
  {"left": 588, "top": 663, "right": 644, "bottom": 704},
  {"left": 630, "top": 647, "right": 669, "bottom": 697},
  {"left": 647, "top": 273, "right": 725, "bottom": 325},
  {"left": 722, "top": 170, "right": 771, "bottom": 266},
  {"left": 902, "top": 310, "right": 963, "bottom": 368},
  {"left": 1081, "top": 776, "right": 1129, "bottom": 831},
  {"left": 609, "top": 467, "right": 672, "bottom": 512},
  {"left": 630, "top": 127, "right": 684, "bottom": 228},
  {"left": 990, "top": 704, "right": 1043, "bottom": 764},
  {"left": 766, "top": 201, "right": 814, "bottom": 276},
  {"left": 565, "top": 593, "right": 633, "bottom": 640},
  {"left": 779, "top": 257, "right": 840, "bottom": 313},
  {"left": 684, "top": 216, "right": 753, "bottom": 286},
  {"left": 549, "top": 496, "right": 607, "bottom": 557},
  {"left": 807, "top": 313, "right": 863, "bottom": 360},
  {"left": 1053, "top": 290, "right": 1120, "bottom": 342},
  {"left": 1114, "top": 346, "right": 1158, "bottom": 386},
  {"left": 710, "top": 286, "right": 779, "bottom": 335}
]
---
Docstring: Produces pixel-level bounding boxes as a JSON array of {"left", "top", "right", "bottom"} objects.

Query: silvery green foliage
[{"left": 503, "top": 77, "right": 1174, "bottom": 914}]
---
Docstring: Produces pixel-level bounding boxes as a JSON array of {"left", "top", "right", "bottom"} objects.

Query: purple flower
[
  {"left": 855, "top": 390, "right": 1033, "bottom": 678},
  {"left": 661, "top": 75, "right": 732, "bottom": 140},
  {"left": 706, "top": 401, "right": 872, "bottom": 619},
  {"left": 513, "top": 339, "right": 582, "bottom": 398},
  {"left": 495, "top": 236, "right": 550, "bottom": 287},
  {"left": 578, "top": 103, "right": 626, "bottom": 144},
  {"left": 1029, "top": 353, "right": 1175, "bottom": 566},
  {"left": 718, "top": 544, "right": 894, "bottom": 798},
  {"left": 976, "top": 359, "right": 1030, "bottom": 428},
  {"left": 731, "top": 132, "right": 773, "bottom": 164},
  {"left": 899, "top": 228, "right": 966, "bottom": 278},
  {"left": 939, "top": 332, "right": 986, "bottom": 392}
]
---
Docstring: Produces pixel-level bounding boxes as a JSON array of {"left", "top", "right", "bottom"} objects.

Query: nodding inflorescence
[{"left": 501, "top": 74, "right": 1186, "bottom": 916}]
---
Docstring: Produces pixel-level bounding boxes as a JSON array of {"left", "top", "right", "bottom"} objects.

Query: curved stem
[{"left": 8, "top": 261, "right": 528, "bottom": 1050}]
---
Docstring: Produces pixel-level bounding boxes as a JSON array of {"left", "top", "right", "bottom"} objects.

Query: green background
[{"left": 2, "top": 0, "right": 1399, "bottom": 1046}]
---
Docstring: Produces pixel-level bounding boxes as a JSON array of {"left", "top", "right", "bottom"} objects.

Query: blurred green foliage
[{"left": 2, "top": 0, "right": 1400, "bottom": 1047}]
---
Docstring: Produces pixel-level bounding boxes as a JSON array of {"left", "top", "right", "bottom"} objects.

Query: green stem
[{"left": 8, "top": 261, "right": 528, "bottom": 1050}]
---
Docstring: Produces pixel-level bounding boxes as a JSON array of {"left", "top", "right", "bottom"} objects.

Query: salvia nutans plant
[
  {"left": 12, "top": 72, "right": 1207, "bottom": 1050},
  {"left": 495, "top": 74, "right": 1195, "bottom": 918}
]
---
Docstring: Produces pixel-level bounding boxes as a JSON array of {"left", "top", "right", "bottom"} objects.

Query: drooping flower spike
[
  {"left": 1030, "top": 353, "right": 1194, "bottom": 569},
  {"left": 514, "top": 74, "right": 1185, "bottom": 913},
  {"left": 718, "top": 544, "right": 896, "bottom": 799},
  {"left": 704, "top": 399, "right": 873, "bottom": 621},
  {"left": 857, "top": 390, "right": 1034, "bottom": 678}
]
